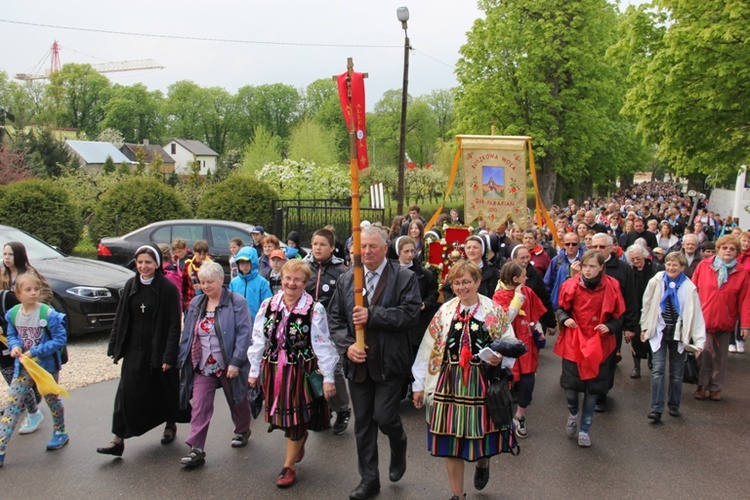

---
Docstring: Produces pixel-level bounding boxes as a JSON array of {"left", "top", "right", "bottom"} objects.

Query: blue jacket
[
  {"left": 228, "top": 246, "right": 272, "bottom": 321},
  {"left": 178, "top": 288, "right": 252, "bottom": 408},
  {"left": 6, "top": 305, "right": 67, "bottom": 374}
]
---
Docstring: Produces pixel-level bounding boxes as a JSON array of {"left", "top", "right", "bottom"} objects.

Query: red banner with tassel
[{"left": 337, "top": 71, "right": 369, "bottom": 174}]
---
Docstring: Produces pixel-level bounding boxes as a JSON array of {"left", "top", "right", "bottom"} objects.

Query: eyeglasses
[
  {"left": 589, "top": 245, "right": 609, "bottom": 249},
  {"left": 282, "top": 277, "right": 306, "bottom": 285},
  {"left": 452, "top": 280, "right": 476, "bottom": 288},
  {"left": 564, "top": 242, "right": 579, "bottom": 247}
]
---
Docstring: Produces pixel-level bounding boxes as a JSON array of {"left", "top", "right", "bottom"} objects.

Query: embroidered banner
[
  {"left": 337, "top": 71, "right": 369, "bottom": 173},
  {"left": 459, "top": 135, "right": 529, "bottom": 230}
]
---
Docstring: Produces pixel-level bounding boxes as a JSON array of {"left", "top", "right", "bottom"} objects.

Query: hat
[
  {"left": 251, "top": 226, "right": 265, "bottom": 234},
  {"left": 270, "top": 249, "right": 287, "bottom": 260}
]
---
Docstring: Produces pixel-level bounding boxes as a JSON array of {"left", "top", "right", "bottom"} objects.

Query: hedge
[{"left": 196, "top": 174, "right": 278, "bottom": 229}]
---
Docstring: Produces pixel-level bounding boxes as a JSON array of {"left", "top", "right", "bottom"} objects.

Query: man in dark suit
[
  {"left": 328, "top": 226, "right": 422, "bottom": 500},
  {"left": 622, "top": 217, "right": 658, "bottom": 250}
]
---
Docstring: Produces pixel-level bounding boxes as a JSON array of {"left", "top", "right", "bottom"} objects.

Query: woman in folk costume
[
  {"left": 554, "top": 250, "right": 624, "bottom": 448},
  {"left": 247, "top": 259, "right": 338, "bottom": 489},
  {"left": 492, "top": 261, "right": 546, "bottom": 440},
  {"left": 412, "top": 260, "right": 515, "bottom": 500}
]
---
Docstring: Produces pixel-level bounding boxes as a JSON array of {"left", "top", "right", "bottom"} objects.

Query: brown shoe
[
  {"left": 694, "top": 386, "right": 706, "bottom": 400},
  {"left": 709, "top": 391, "right": 722, "bottom": 401},
  {"left": 276, "top": 467, "right": 296, "bottom": 488}
]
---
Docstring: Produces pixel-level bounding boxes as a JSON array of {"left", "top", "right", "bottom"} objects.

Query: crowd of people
[{"left": 1, "top": 180, "right": 750, "bottom": 499}]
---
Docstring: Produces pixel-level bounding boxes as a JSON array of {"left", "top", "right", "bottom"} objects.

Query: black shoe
[
  {"left": 161, "top": 424, "right": 177, "bottom": 445},
  {"left": 389, "top": 435, "right": 407, "bottom": 482},
  {"left": 333, "top": 411, "right": 351, "bottom": 435},
  {"left": 630, "top": 367, "right": 641, "bottom": 379},
  {"left": 647, "top": 411, "right": 662, "bottom": 422},
  {"left": 474, "top": 463, "right": 490, "bottom": 490},
  {"left": 349, "top": 481, "right": 380, "bottom": 500},
  {"left": 594, "top": 396, "right": 607, "bottom": 413},
  {"left": 669, "top": 407, "right": 680, "bottom": 417},
  {"left": 647, "top": 359, "right": 653, "bottom": 370},
  {"left": 96, "top": 441, "right": 124, "bottom": 457}
]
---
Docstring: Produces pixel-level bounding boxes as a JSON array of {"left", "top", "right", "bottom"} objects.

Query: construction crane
[{"left": 15, "top": 40, "right": 164, "bottom": 81}]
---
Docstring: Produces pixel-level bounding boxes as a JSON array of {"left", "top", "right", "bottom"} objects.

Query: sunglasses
[
  {"left": 564, "top": 242, "right": 579, "bottom": 247},
  {"left": 589, "top": 245, "right": 609, "bottom": 249}
]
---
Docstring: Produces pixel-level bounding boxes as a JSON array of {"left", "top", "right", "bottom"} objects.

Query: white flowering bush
[{"left": 257, "top": 159, "right": 350, "bottom": 200}]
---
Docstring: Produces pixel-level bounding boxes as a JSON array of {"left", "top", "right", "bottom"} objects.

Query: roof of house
[
  {"left": 121, "top": 143, "right": 176, "bottom": 164},
  {"left": 65, "top": 140, "right": 133, "bottom": 164},
  {"left": 169, "top": 138, "right": 219, "bottom": 157}
]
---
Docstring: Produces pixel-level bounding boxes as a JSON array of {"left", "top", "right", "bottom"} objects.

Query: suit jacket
[{"left": 328, "top": 260, "right": 421, "bottom": 381}]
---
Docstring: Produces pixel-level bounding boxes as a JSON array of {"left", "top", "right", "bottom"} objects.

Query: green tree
[
  {"left": 103, "top": 155, "right": 115, "bottom": 174},
  {"left": 14, "top": 129, "right": 73, "bottom": 177},
  {"left": 426, "top": 89, "right": 455, "bottom": 141},
  {"left": 303, "top": 78, "right": 349, "bottom": 161},
  {"left": 163, "top": 80, "right": 205, "bottom": 141},
  {"left": 233, "top": 83, "right": 301, "bottom": 147},
  {"left": 287, "top": 119, "right": 337, "bottom": 166},
  {"left": 238, "top": 125, "right": 282, "bottom": 176},
  {"left": 455, "top": 0, "right": 630, "bottom": 205},
  {"left": 197, "top": 174, "right": 278, "bottom": 228},
  {"left": 620, "top": 1, "right": 749, "bottom": 184},
  {"left": 100, "top": 83, "right": 164, "bottom": 143},
  {"left": 149, "top": 152, "right": 164, "bottom": 179},
  {"left": 47, "top": 63, "right": 111, "bottom": 138},
  {"left": 134, "top": 147, "right": 147, "bottom": 176}
]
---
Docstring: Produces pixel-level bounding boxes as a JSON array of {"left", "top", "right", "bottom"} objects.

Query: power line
[{"left": 0, "top": 18, "right": 401, "bottom": 49}]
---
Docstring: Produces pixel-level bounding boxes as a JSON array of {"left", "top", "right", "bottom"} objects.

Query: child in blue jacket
[
  {"left": 0, "top": 273, "right": 68, "bottom": 467},
  {"left": 228, "top": 246, "right": 272, "bottom": 321}
]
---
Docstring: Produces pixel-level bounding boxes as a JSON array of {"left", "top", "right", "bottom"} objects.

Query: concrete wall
[{"left": 708, "top": 187, "right": 750, "bottom": 230}]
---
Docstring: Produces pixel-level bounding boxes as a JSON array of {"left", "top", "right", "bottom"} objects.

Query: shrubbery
[
  {"left": 89, "top": 177, "right": 192, "bottom": 243},
  {"left": 197, "top": 174, "right": 278, "bottom": 228},
  {"left": 0, "top": 179, "right": 83, "bottom": 253}
]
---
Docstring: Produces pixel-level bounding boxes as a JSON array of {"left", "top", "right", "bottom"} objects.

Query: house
[
  {"left": 163, "top": 138, "right": 218, "bottom": 176},
  {"left": 65, "top": 140, "right": 133, "bottom": 172},
  {"left": 120, "top": 141, "right": 176, "bottom": 176}
]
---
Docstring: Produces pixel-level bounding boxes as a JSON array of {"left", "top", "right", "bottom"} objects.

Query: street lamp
[{"left": 396, "top": 6, "right": 410, "bottom": 216}]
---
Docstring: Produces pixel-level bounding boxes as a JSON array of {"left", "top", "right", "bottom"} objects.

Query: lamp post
[{"left": 396, "top": 6, "right": 410, "bottom": 216}]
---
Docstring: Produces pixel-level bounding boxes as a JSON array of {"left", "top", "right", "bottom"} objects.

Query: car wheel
[{"left": 50, "top": 297, "right": 71, "bottom": 337}]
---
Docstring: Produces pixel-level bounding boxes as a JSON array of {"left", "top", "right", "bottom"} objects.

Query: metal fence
[{"left": 271, "top": 199, "right": 385, "bottom": 245}]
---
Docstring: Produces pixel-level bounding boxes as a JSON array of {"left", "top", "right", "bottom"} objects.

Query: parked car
[
  {"left": 97, "top": 219, "right": 262, "bottom": 280},
  {"left": 0, "top": 225, "right": 134, "bottom": 337}
]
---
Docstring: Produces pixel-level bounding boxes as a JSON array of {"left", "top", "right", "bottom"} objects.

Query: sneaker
[
  {"left": 230, "top": 430, "right": 251, "bottom": 448},
  {"left": 566, "top": 414, "right": 578, "bottom": 438},
  {"left": 578, "top": 432, "right": 591, "bottom": 447},
  {"left": 332, "top": 411, "right": 350, "bottom": 435},
  {"left": 19, "top": 411, "right": 44, "bottom": 435},
  {"left": 729, "top": 343, "right": 737, "bottom": 353},
  {"left": 180, "top": 448, "right": 206, "bottom": 467},
  {"left": 513, "top": 416, "right": 528, "bottom": 439},
  {"left": 737, "top": 340, "right": 745, "bottom": 353},
  {"left": 46, "top": 430, "right": 69, "bottom": 450}
]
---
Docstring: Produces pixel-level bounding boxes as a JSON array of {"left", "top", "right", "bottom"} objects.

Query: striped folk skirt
[
  {"left": 427, "top": 362, "right": 510, "bottom": 462},
  {"left": 261, "top": 356, "right": 330, "bottom": 440}
]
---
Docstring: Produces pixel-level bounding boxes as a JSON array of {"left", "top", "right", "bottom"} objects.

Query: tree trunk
[{"left": 536, "top": 158, "right": 558, "bottom": 208}]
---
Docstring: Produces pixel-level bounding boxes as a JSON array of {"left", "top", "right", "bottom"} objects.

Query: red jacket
[
  {"left": 692, "top": 257, "right": 750, "bottom": 332},
  {"left": 530, "top": 244, "right": 551, "bottom": 277},
  {"left": 554, "top": 274, "right": 625, "bottom": 380},
  {"left": 493, "top": 285, "right": 545, "bottom": 380}
]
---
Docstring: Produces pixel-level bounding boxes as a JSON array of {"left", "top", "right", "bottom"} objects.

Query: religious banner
[
  {"left": 460, "top": 135, "right": 529, "bottom": 230},
  {"left": 336, "top": 71, "right": 369, "bottom": 174}
]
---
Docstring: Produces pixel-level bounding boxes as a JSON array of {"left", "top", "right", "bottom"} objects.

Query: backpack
[{"left": 9, "top": 303, "right": 69, "bottom": 365}]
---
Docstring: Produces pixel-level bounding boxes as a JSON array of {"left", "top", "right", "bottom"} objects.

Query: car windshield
[{"left": 0, "top": 228, "right": 65, "bottom": 261}]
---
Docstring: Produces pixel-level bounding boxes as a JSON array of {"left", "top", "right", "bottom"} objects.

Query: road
[{"left": 3, "top": 342, "right": 749, "bottom": 499}]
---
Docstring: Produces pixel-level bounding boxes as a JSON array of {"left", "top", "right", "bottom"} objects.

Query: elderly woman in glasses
[
  {"left": 247, "top": 259, "right": 338, "bottom": 488},
  {"left": 413, "top": 260, "right": 514, "bottom": 499}
]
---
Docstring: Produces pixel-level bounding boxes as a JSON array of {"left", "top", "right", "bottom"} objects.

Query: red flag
[{"left": 337, "top": 71, "right": 369, "bottom": 173}]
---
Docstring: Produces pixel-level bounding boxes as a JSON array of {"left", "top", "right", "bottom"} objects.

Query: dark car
[
  {"left": 0, "top": 225, "right": 134, "bottom": 337},
  {"left": 96, "top": 219, "right": 262, "bottom": 280}
]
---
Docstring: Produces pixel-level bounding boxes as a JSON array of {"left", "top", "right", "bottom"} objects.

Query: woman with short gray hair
[{"left": 177, "top": 260, "right": 253, "bottom": 467}]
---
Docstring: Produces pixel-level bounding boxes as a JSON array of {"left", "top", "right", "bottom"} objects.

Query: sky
[{"left": 1, "top": 1, "right": 643, "bottom": 110}]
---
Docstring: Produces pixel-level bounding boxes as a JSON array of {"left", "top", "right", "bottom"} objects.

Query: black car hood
[{"left": 32, "top": 256, "right": 134, "bottom": 287}]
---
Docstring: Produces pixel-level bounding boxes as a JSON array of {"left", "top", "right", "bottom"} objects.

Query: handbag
[
  {"left": 306, "top": 370, "right": 325, "bottom": 400},
  {"left": 683, "top": 350, "right": 700, "bottom": 384},
  {"left": 248, "top": 386, "right": 264, "bottom": 419},
  {"left": 485, "top": 371, "right": 520, "bottom": 456}
]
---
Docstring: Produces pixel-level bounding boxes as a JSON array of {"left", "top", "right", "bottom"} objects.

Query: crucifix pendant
[{"left": 140, "top": 303, "right": 146, "bottom": 313}]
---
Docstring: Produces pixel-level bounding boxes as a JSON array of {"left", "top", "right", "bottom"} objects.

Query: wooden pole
[{"left": 336, "top": 57, "right": 367, "bottom": 349}]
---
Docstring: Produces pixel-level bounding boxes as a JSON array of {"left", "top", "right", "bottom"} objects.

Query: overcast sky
[{"left": 1, "top": 1, "right": 642, "bottom": 110}]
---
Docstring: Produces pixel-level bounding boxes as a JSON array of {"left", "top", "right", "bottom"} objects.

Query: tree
[
  {"left": 197, "top": 174, "right": 278, "bottom": 228},
  {"left": 238, "top": 125, "right": 282, "bottom": 176},
  {"left": 103, "top": 155, "right": 115, "bottom": 174},
  {"left": 287, "top": 119, "right": 338, "bottom": 166},
  {"left": 134, "top": 147, "right": 147, "bottom": 176},
  {"left": 96, "top": 128, "right": 125, "bottom": 149},
  {"left": 233, "top": 83, "right": 301, "bottom": 147},
  {"left": 15, "top": 129, "right": 74, "bottom": 178},
  {"left": 257, "top": 159, "right": 349, "bottom": 200},
  {"left": 455, "top": 0, "right": 631, "bottom": 206},
  {"left": 426, "top": 89, "right": 455, "bottom": 141},
  {"left": 163, "top": 80, "right": 205, "bottom": 141},
  {"left": 100, "top": 83, "right": 164, "bottom": 143},
  {"left": 620, "top": 1, "right": 750, "bottom": 184},
  {"left": 302, "top": 78, "right": 349, "bottom": 161},
  {"left": 47, "top": 63, "right": 111, "bottom": 138},
  {"left": 0, "top": 147, "right": 33, "bottom": 184}
]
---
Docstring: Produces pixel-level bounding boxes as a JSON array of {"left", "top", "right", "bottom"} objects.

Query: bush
[
  {"left": 197, "top": 174, "right": 278, "bottom": 228},
  {"left": 0, "top": 179, "right": 83, "bottom": 253},
  {"left": 89, "top": 178, "right": 191, "bottom": 243}
]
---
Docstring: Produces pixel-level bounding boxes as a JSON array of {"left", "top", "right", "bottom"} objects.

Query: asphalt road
[{"left": 3, "top": 341, "right": 750, "bottom": 499}]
